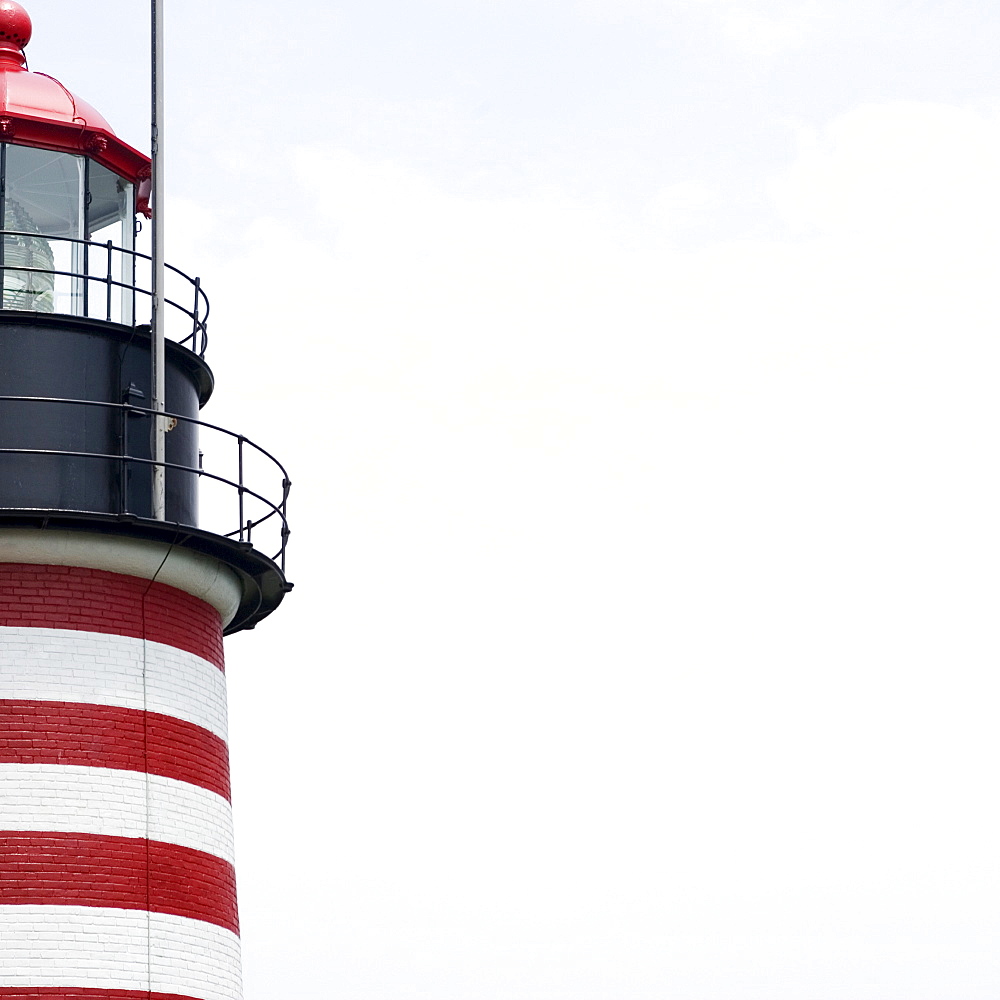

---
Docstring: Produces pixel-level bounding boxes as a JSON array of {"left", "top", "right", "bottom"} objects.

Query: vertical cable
[
  {"left": 1, "top": 143, "right": 8, "bottom": 306},
  {"left": 140, "top": 539, "right": 175, "bottom": 999}
]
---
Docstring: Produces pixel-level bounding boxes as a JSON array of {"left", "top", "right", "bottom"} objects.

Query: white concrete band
[
  {"left": 0, "top": 906, "right": 242, "bottom": 1000},
  {"left": 0, "top": 627, "right": 229, "bottom": 742},
  {"left": 0, "top": 763, "right": 235, "bottom": 865},
  {"left": 0, "top": 527, "right": 243, "bottom": 626}
]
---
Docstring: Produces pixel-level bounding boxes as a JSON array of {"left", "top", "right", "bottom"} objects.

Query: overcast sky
[{"left": 20, "top": 1, "right": 1000, "bottom": 997}]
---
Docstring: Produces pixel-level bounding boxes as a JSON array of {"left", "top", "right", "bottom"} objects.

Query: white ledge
[{"left": 0, "top": 528, "right": 242, "bottom": 626}]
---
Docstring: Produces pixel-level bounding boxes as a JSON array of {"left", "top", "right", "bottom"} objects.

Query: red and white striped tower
[{"left": 0, "top": 4, "right": 291, "bottom": 999}]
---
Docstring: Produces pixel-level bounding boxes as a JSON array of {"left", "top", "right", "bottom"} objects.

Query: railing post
[
  {"left": 105, "top": 241, "right": 113, "bottom": 322},
  {"left": 130, "top": 234, "right": 137, "bottom": 327},
  {"left": 237, "top": 435, "right": 245, "bottom": 543},
  {"left": 82, "top": 235, "right": 90, "bottom": 318},
  {"left": 193, "top": 276, "right": 201, "bottom": 354},
  {"left": 280, "top": 477, "right": 291, "bottom": 573}
]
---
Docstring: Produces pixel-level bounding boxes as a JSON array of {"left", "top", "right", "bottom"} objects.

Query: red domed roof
[
  {"left": 0, "top": 68, "right": 117, "bottom": 135},
  {"left": 0, "top": 2, "right": 150, "bottom": 189}
]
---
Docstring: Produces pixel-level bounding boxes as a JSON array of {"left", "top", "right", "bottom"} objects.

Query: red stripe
[
  {"left": 0, "top": 991, "right": 203, "bottom": 999},
  {"left": 0, "top": 832, "right": 238, "bottom": 934},
  {"left": 0, "top": 563, "right": 224, "bottom": 669},
  {"left": 0, "top": 701, "right": 230, "bottom": 801}
]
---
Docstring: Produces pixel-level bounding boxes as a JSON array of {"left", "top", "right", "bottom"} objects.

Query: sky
[{"left": 18, "top": 1, "right": 1000, "bottom": 997}]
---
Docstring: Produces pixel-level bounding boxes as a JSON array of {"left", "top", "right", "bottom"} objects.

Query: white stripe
[
  {"left": 0, "top": 626, "right": 228, "bottom": 742},
  {"left": 0, "top": 905, "right": 241, "bottom": 999},
  {"left": 0, "top": 763, "right": 235, "bottom": 864}
]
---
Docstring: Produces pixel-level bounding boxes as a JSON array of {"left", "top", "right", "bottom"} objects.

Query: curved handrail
[
  {"left": 0, "top": 395, "right": 290, "bottom": 570},
  {"left": 0, "top": 230, "right": 210, "bottom": 356}
]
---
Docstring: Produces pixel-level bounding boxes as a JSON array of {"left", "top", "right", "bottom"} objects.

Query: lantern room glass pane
[
  {"left": 4, "top": 145, "right": 84, "bottom": 235},
  {"left": 2, "top": 146, "right": 83, "bottom": 312},
  {"left": 87, "top": 160, "right": 134, "bottom": 325},
  {"left": 0, "top": 146, "right": 136, "bottom": 322}
]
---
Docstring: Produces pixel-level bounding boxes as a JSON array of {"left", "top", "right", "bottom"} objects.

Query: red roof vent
[{"left": 0, "top": 2, "right": 150, "bottom": 191}]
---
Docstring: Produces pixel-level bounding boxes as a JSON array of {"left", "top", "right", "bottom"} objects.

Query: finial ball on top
[{"left": 0, "top": 2, "right": 30, "bottom": 49}]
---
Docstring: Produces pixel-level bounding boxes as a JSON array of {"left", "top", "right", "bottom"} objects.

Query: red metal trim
[
  {"left": 0, "top": 700, "right": 231, "bottom": 801},
  {"left": 0, "top": 113, "right": 149, "bottom": 183},
  {"left": 136, "top": 174, "right": 152, "bottom": 219},
  {"left": 0, "top": 831, "right": 238, "bottom": 933}
]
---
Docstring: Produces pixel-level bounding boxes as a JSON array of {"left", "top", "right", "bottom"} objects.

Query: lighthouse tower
[{"left": 0, "top": 4, "right": 290, "bottom": 999}]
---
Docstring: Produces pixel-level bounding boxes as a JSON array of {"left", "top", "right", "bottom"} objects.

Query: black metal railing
[
  {"left": 0, "top": 395, "right": 290, "bottom": 572},
  {"left": 0, "top": 230, "right": 210, "bottom": 356}
]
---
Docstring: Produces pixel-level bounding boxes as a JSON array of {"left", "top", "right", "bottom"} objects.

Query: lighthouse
[{"left": 0, "top": 4, "right": 291, "bottom": 998}]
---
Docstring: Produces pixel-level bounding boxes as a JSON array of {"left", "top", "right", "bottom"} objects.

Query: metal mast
[{"left": 151, "top": 0, "right": 166, "bottom": 519}]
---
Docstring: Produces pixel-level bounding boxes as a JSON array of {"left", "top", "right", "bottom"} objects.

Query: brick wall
[
  {"left": 0, "top": 563, "right": 241, "bottom": 1000},
  {"left": 0, "top": 564, "right": 225, "bottom": 669}
]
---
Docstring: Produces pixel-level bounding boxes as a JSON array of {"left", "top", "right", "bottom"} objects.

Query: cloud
[
  {"left": 646, "top": 180, "right": 720, "bottom": 232},
  {"left": 718, "top": 0, "right": 826, "bottom": 54},
  {"left": 201, "top": 131, "right": 1000, "bottom": 997},
  {"left": 577, "top": 0, "right": 828, "bottom": 54},
  {"left": 774, "top": 102, "right": 1000, "bottom": 247}
]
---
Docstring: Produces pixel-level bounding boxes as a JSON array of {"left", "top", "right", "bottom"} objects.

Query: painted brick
[
  {"left": 0, "top": 565, "right": 224, "bottom": 669},
  {"left": 0, "top": 701, "right": 230, "bottom": 800},
  {"left": 0, "top": 629, "right": 228, "bottom": 741},
  {"left": 0, "top": 907, "right": 241, "bottom": 1000},
  {"left": 0, "top": 561, "right": 242, "bottom": 999},
  {"left": 0, "top": 991, "right": 201, "bottom": 999},
  {"left": 0, "top": 765, "right": 234, "bottom": 864},
  {"left": 0, "top": 833, "right": 238, "bottom": 933}
]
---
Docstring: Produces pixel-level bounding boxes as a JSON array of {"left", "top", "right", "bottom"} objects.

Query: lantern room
[{"left": 0, "top": 146, "right": 136, "bottom": 318}]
